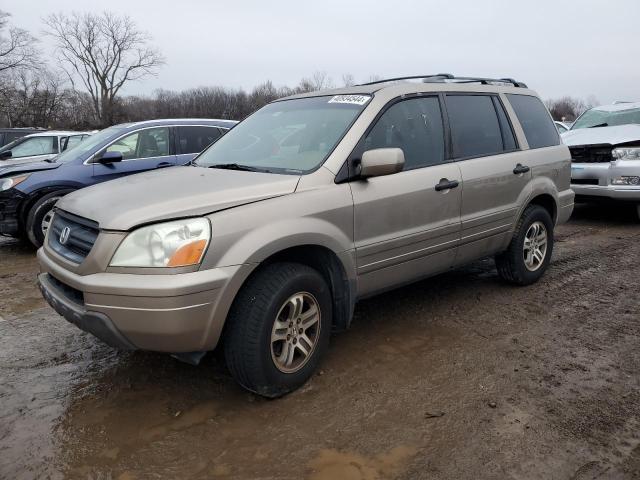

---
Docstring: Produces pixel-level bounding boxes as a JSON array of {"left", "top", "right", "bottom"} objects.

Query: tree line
[{"left": 0, "top": 9, "right": 598, "bottom": 130}]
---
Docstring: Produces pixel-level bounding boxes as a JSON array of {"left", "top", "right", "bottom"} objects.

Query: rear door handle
[
  {"left": 513, "top": 163, "right": 530, "bottom": 174},
  {"left": 156, "top": 162, "right": 173, "bottom": 169},
  {"left": 435, "top": 178, "right": 460, "bottom": 192}
]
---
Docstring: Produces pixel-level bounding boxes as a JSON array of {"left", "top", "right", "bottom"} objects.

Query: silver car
[
  {"left": 37, "top": 75, "right": 574, "bottom": 397},
  {"left": 562, "top": 101, "right": 640, "bottom": 217}
]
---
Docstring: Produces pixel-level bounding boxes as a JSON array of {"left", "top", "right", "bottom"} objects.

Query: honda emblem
[{"left": 59, "top": 226, "right": 71, "bottom": 245}]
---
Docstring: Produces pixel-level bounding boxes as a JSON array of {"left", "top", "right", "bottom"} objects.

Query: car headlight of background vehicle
[
  {"left": 0, "top": 175, "right": 29, "bottom": 191},
  {"left": 110, "top": 218, "right": 211, "bottom": 268},
  {"left": 612, "top": 147, "right": 640, "bottom": 160}
]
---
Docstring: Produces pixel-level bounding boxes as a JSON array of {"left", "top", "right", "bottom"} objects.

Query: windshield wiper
[
  {"left": 207, "top": 163, "right": 271, "bottom": 173},
  {"left": 589, "top": 123, "right": 608, "bottom": 128}
]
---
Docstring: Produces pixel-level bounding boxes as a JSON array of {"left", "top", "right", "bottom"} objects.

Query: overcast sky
[{"left": 2, "top": 0, "right": 638, "bottom": 104}]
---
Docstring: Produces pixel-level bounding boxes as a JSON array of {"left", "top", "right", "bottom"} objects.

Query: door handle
[
  {"left": 156, "top": 162, "right": 173, "bottom": 169},
  {"left": 434, "top": 178, "right": 460, "bottom": 192},
  {"left": 513, "top": 163, "right": 530, "bottom": 175}
]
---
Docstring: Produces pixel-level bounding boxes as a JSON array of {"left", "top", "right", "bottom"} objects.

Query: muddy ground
[{"left": 1, "top": 203, "right": 639, "bottom": 480}]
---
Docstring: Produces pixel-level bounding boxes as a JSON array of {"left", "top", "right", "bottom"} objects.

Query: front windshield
[
  {"left": 195, "top": 95, "right": 371, "bottom": 174},
  {"left": 572, "top": 107, "right": 640, "bottom": 130},
  {"left": 53, "top": 126, "right": 125, "bottom": 163}
]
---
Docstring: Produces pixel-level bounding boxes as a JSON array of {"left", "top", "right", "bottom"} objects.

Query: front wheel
[
  {"left": 25, "top": 192, "right": 67, "bottom": 248},
  {"left": 495, "top": 204, "right": 554, "bottom": 286},
  {"left": 223, "top": 262, "right": 332, "bottom": 398}
]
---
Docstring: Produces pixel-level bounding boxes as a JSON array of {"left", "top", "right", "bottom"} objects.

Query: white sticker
[{"left": 328, "top": 95, "right": 371, "bottom": 106}]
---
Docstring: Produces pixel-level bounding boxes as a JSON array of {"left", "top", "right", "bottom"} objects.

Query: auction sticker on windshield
[{"left": 328, "top": 95, "right": 371, "bottom": 106}]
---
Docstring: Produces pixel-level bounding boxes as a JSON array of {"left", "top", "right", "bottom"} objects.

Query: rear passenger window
[
  {"left": 446, "top": 95, "right": 505, "bottom": 158},
  {"left": 358, "top": 97, "right": 445, "bottom": 170},
  {"left": 177, "top": 126, "right": 222, "bottom": 154},
  {"left": 506, "top": 94, "right": 559, "bottom": 149}
]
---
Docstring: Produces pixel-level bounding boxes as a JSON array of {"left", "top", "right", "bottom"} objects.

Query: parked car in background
[
  {"left": 561, "top": 101, "right": 640, "bottom": 217},
  {"left": 0, "top": 119, "right": 236, "bottom": 246},
  {"left": 554, "top": 121, "right": 570, "bottom": 134},
  {"left": 0, "top": 128, "right": 47, "bottom": 148},
  {"left": 36, "top": 75, "right": 573, "bottom": 397},
  {"left": 0, "top": 131, "right": 92, "bottom": 167}
]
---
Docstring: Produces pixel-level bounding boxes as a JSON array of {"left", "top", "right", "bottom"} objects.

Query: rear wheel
[
  {"left": 495, "top": 204, "right": 554, "bottom": 286},
  {"left": 25, "top": 192, "right": 66, "bottom": 248},
  {"left": 224, "top": 262, "right": 332, "bottom": 398}
]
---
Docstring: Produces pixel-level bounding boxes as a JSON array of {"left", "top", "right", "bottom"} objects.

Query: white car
[
  {"left": 562, "top": 101, "right": 640, "bottom": 216},
  {"left": 0, "top": 131, "right": 92, "bottom": 167}
]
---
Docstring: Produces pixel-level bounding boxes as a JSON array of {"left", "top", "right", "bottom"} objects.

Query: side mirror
[
  {"left": 358, "top": 148, "right": 405, "bottom": 178},
  {"left": 0, "top": 150, "right": 12, "bottom": 160},
  {"left": 97, "top": 151, "right": 123, "bottom": 163}
]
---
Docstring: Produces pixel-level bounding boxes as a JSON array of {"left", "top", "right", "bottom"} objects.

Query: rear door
[
  {"left": 445, "top": 94, "right": 530, "bottom": 266},
  {"left": 91, "top": 126, "right": 176, "bottom": 182},
  {"left": 175, "top": 125, "right": 223, "bottom": 165},
  {"left": 350, "top": 96, "right": 462, "bottom": 296}
]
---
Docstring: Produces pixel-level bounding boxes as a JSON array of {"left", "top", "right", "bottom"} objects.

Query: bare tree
[
  {"left": 0, "top": 11, "right": 38, "bottom": 76},
  {"left": 44, "top": 11, "right": 164, "bottom": 127},
  {"left": 545, "top": 96, "right": 593, "bottom": 122},
  {"left": 342, "top": 73, "right": 355, "bottom": 87}
]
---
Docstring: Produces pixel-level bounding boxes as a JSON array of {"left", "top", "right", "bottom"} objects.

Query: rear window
[
  {"left": 446, "top": 95, "right": 505, "bottom": 158},
  {"left": 507, "top": 94, "right": 559, "bottom": 149},
  {"left": 177, "top": 126, "right": 222, "bottom": 155}
]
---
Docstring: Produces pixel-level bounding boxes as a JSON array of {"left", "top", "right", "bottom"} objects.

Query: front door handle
[
  {"left": 513, "top": 163, "right": 530, "bottom": 175},
  {"left": 435, "top": 178, "right": 460, "bottom": 192},
  {"left": 156, "top": 162, "right": 173, "bottom": 169}
]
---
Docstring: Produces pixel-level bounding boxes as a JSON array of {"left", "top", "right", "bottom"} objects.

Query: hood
[
  {"left": 0, "top": 159, "right": 60, "bottom": 177},
  {"left": 58, "top": 166, "right": 301, "bottom": 230},
  {"left": 562, "top": 124, "right": 640, "bottom": 147}
]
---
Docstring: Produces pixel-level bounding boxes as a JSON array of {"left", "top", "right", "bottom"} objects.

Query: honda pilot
[{"left": 37, "top": 75, "right": 574, "bottom": 397}]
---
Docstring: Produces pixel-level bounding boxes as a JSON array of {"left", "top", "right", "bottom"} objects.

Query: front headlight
[
  {"left": 110, "top": 218, "right": 211, "bottom": 268},
  {"left": 0, "top": 175, "right": 29, "bottom": 191},
  {"left": 612, "top": 147, "right": 640, "bottom": 160}
]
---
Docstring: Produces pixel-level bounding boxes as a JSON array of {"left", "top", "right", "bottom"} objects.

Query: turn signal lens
[{"left": 167, "top": 239, "right": 208, "bottom": 267}]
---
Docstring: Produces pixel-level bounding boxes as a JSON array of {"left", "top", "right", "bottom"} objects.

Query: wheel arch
[
  {"left": 219, "top": 244, "right": 356, "bottom": 347},
  {"left": 527, "top": 193, "right": 557, "bottom": 224},
  {"left": 18, "top": 187, "right": 76, "bottom": 231}
]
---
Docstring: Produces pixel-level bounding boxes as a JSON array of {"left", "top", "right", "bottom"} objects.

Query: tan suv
[{"left": 37, "top": 74, "right": 574, "bottom": 397}]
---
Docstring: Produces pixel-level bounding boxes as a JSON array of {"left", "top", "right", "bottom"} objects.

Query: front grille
[
  {"left": 571, "top": 178, "right": 599, "bottom": 185},
  {"left": 569, "top": 145, "right": 613, "bottom": 163},
  {"left": 48, "top": 210, "right": 99, "bottom": 263}
]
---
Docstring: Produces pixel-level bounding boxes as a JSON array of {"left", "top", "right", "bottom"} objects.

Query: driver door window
[{"left": 105, "top": 128, "right": 170, "bottom": 160}]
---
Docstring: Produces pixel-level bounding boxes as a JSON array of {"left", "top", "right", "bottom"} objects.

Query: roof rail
[
  {"left": 359, "top": 74, "right": 453, "bottom": 86},
  {"left": 358, "top": 74, "right": 527, "bottom": 88}
]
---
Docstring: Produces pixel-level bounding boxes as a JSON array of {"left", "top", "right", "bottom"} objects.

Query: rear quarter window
[{"left": 507, "top": 94, "right": 560, "bottom": 149}]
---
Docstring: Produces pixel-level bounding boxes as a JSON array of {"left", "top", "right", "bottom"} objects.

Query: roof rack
[{"left": 359, "top": 74, "right": 527, "bottom": 88}]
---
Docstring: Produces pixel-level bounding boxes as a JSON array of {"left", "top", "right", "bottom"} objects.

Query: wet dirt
[{"left": 1, "top": 203, "right": 639, "bottom": 479}]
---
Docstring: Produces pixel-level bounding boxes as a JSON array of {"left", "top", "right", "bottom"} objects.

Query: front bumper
[
  {"left": 0, "top": 189, "right": 25, "bottom": 236},
  {"left": 37, "top": 247, "right": 254, "bottom": 352},
  {"left": 571, "top": 161, "right": 640, "bottom": 201}
]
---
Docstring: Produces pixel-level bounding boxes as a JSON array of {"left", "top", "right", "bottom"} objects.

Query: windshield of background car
[
  {"left": 194, "top": 95, "right": 371, "bottom": 174},
  {"left": 53, "top": 126, "right": 126, "bottom": 163},
  {"left": 572, "top": 107, "right": 640, "bottom": 130}
]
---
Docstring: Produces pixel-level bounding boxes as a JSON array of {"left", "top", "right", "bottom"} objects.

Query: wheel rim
[
  {"left": 270, "top": 292, "right": 321, "bottom": 374},
  {"left": 41, "top": 210, "right": 54, "bottom": 237},
  {"left": 523, "top": 221, "right": 548, "bottom": 272}
]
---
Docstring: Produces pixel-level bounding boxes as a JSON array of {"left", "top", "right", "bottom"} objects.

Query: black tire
[
  {"left": 224, "top": 262, "right": 332, "bottom": 398},
  {"left": 25, "top": 192, "right": 66, "bottom": 248},
  {"left": 495, "top": 204, "right": 554, "bottom": 286}
]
